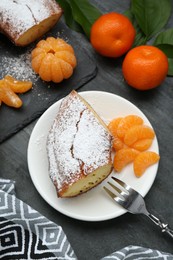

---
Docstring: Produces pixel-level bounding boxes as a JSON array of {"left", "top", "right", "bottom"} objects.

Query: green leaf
[
  {"left": 153, "top": 29, "right": 173, "bottom": 76},
  {"left": 68, "top": 0, "right": 102, "bottom": 38},
  {"left": 131, "top": 0, "right": 172, "bottom": 39},
  {"left": 56, "top": 0, "right": 83, "bottom": 32},
  {"left": 154, "top": 28, "right": 173, "bottom": 58},
  {"left": 168, "top": 58, "right": 173, "bottom": 76},
  {"left": 124, "top": 9, "right": 147, "bottom": 47}
]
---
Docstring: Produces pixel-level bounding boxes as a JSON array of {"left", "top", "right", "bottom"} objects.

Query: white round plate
[{"left": 27, "top": 91, "right": 159, "bottom": 221}]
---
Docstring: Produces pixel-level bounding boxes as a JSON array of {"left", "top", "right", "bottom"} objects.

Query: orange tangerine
[
  {"left": 132, "top": 139, "right": 153, "bottom": 151},
  {"left": 0, "top": 80, "right": 22, "bottom": 108},
  {"left": 90, "top": 12, "right": 135, "bottom": 58},
  {"left": 124, "top": 125, "right": 155, "bottom": 146},
  {"left": 122, "top": 45, "right": 168, "bottom": 90},
  {"left": 117, "top": 115, "right": 143, "bottom": 139},
  {"left": 134, "top": 151, "right": 160, "bottom": 177},
  {"left": 4, "top": 75, "right": 32, "bottom": 93},
  {"left": 113, "top": 148, "right": 139, "bottom": 172}
]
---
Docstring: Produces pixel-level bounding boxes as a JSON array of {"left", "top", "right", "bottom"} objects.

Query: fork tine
[
  {"left": 107, "top": 181, "right": 128, "bottom": 195},
  {"left": 103, "top": 186, "right": 124, "bottom": 203},
  {"left": 111, "top": 176, "right": 130, "bottom": 190},
  {"left": 103, "top": 185, "right": 126, "bottom": 208},
  {"left": 111, "top": 176, "right": 126, "bottom": 187},
  {"left": 103, "top": 186, "right": 115, "bottom": 199}
]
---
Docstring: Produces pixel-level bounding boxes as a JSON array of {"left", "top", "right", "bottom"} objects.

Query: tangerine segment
[
  {"left": 117, "top": 115, "right": 143, "bottom": 139},
  {"left": 108, "top": 117, "right": 124, "bottom": 151},
  {"left": 132, "top": 139, "right": 153, "bottom": 151},
  {"left": 4, "top": 75, "right": 32, "bottom": 93},
  {"left": 36, "top": 39, "right": 52, "bottom": 53},
  {"left": 134, "top": 151, "right": 160, "bottom": 177},
  {"left": 55, "top": 51, "right": 77, "bottom": 68},
  {"left": 59, "top": 59, "right": 73, "bottom": 79},
  {"left": 108, "top": 117, "right": 122, "bottom": 137},
  {"left": 124, "top": 125, "right": 155, "bottom": 146},
  {"left": 50, "top": 57, "right": 64, "bottom": 83},
  {"left": 113, "top": 148, "right": 139, "bottom": 172},
  {"left": 46, "top": 37, "right": 75, "bottom": 53},
  {"left": 31, "top": 53, "right": 46, "bottom": 74},
  {"left": 38, "top": 53, "right": 55, "bottom": 82},
  {"left": 112, "top": 137, "right": 125, "bottom": 151},
  {"left": 31, "top": 47, "right": 46, "bottom": 59},
  {"left": 0, "top": 80, "right": 22, "bottom": 108}
]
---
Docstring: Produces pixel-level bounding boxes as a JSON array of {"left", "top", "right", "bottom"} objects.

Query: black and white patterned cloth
[
  {"left": 0, "top": 178, "right": 173, "bottom": 260},
  {"left": 0, "top": 179, "right": 76, "bottom": 260},
  {"left": 101, "top": 245, "right": 173, "bottom": 260}
]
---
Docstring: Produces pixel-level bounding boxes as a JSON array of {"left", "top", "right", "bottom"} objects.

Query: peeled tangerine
[
  {"left": 108, "top": 114, "right": 159, "bottom": 178},
  {"left": 31, "top": 37, "right": 77, "bottom": 83},
  {"left": 134, "top": 151, "right": 160, "bottom": 177},
  {"left": 0, "top": 76, "right": 32, "bottom": 108}
]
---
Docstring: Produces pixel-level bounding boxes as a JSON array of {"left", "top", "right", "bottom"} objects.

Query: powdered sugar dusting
[
  {"left": 46, "top": 91, "right": 112, "bottom": 194},
  {"left": 1, "top": 51, "right": 38, "bottom": 81},
  {"left": 74, "top": 109, "right": 111, "bottom": 174},
  {"left": 47, "top": 92, "right": 85, "bottom": 188}
]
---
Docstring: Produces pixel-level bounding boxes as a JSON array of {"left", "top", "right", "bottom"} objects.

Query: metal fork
[{"left": 104, "top": 176, "right": 173, "bottom": 238}]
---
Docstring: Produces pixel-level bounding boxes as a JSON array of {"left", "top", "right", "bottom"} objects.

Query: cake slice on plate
[{"left": 47, "top": 90, "right": 113, "bottom": 198}]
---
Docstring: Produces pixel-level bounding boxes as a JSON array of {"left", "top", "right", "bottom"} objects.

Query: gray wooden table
[{"left": 0, "top": 1, "right": 173, "bottom": 259}]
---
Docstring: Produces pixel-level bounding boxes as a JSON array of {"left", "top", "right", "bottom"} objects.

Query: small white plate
[{"left": 27, "top": 91, "right": 159, "bottom": 221}]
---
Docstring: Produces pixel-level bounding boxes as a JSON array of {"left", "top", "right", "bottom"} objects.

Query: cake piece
[
  {"left": 47, "top": 90, "right": 113, "bottom": 198},
  {"left": 0, "top": 0, "right": 62, "bottom": 46}
]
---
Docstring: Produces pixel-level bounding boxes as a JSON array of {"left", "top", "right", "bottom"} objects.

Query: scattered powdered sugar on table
[{"left": 1, "top": 51, "right": 38, "bottom": 81}]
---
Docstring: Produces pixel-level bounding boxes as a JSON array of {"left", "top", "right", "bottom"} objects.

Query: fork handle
[{"left": 147, "top": 213, "right": 173, "bottom": 238}]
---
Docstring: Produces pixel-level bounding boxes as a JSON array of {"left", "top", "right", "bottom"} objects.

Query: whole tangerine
[
  {"left": 122, "top": 45, "right": 168, "bottom": 90},
  {"left": 90, "top": 12, "right": 136, "bottom": 58}
]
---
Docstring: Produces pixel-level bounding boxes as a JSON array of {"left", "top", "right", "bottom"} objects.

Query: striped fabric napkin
[{"left": 0, "top": 178, "right": 173, "bottom": 260}]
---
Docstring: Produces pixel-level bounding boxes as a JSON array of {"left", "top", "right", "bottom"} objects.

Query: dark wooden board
[{"left": 0, "top": 20, "right": 97, "bottom": 143}]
